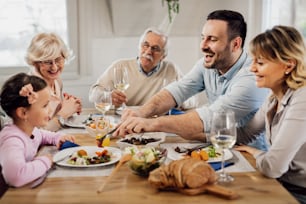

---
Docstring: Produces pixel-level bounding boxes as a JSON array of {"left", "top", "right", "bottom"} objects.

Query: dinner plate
[
  {"left": 164, "top": 143, "right": 233, "bottom": 163},
  {"left": 53, "top": 146, "right": 121, "bottom": 167},
  {"left": 62, "top": 114, "right": 91, "bottom": 128}
]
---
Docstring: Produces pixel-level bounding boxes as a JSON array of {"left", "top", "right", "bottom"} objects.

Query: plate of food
[
  {"left": 53, "top": 146, "right": 121, "bottom": 167},
  {"left": 164, "top": 143, "right": 233, "bottom": 163},
  {"left": 116, "top": 132, "right": 166, "bottom": 149}
]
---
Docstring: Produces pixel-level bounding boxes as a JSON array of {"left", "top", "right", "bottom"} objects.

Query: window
[
  {"left": 0, "top": 0, "right": 78, "bottom": 79},
  {"left": 263, "top": 0, "right": 306, "bottom": 38}
]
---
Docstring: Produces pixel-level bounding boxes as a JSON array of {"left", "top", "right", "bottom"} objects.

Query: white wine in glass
[
  {"left": 114, "top": 66, "right": 129, "bottom": 109},
  {"left": 93, "top": 87, "right": 112, "bottom": 117},
  {"left": 210, "top": 109, "right": 237, "bottom": 183}
]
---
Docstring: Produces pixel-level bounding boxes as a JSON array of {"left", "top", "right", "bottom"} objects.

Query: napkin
[
  {"left": 59, "top": 141, "right": 80, "bottom": 150},
  {"left": 209, "top": 161, "right": 235, "bottom": 171},
  {"left": 167, "top": 108, "right": 185, "bottom": 115}
]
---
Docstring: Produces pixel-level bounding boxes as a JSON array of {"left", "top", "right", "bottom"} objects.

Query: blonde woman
[
  {"left": 25, "top": 33, "right": 82, "bottom": 131},
  {"left": 235, "top": 25, "right": 306, "bottom": 203}
]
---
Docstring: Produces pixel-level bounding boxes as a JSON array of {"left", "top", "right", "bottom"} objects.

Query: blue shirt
[{"left": 166, "top": 51, "right": 269, "bottom": 149}]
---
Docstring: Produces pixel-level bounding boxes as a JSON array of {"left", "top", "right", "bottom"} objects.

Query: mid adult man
[{"left": 114, "top": 10, "right": 269, "bottom": 150}]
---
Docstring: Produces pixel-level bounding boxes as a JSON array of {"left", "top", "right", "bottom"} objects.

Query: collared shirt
[
  {"left": 137, "top": 57, "right": 161, "bottom": 77},
  {"left": 166, "top": 50, "right": 269, "bottom": 134},
  {"left": 237, "top": 87, "right": 306, "bottom": 188}
]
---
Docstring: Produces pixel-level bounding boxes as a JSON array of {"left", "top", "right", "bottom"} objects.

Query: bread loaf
[{"left": 148, "top": 158, "right": 217, "bottom": 189}]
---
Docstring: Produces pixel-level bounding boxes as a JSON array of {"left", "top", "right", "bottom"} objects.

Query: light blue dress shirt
[{"left": 166, "top": 51, "right": 270, "bottom": 149}]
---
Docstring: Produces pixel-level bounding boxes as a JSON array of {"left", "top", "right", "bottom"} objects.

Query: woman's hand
[
  {"left": 234, "top": 144, "right": 261, "bottom": 156},
  {"left": 59, "top": 93, "right": 82, "bottom": 118}
]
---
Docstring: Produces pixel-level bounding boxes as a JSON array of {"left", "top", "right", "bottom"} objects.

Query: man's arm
[
  {"left": 121, "top": 89, "right": 176, "bottom": 119},
  {"left": 115, "top": 110, "right": 206, "bottom": 141}
]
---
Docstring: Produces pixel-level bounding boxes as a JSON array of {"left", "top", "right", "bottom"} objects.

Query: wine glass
[
  {"left": 92, "top": 87, "right": 112, "bottom": 118},
  {"left": 113, "top": 65, "right": 130, "bottom": 109},
  {"left": 210, "top": 109, "right": 237, "bottom": 183}
]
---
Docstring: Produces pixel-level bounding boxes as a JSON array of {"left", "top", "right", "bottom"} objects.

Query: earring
[{"left": 285, "top": 71, "right": 289, "bottom": 75}]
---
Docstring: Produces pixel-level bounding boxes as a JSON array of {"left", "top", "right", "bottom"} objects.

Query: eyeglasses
[
  {"left": 141, "top": 42, "right": 163, "bottom": 53},
  {"left": 39, "top": 56, "right": 65, "bottom": 67}
]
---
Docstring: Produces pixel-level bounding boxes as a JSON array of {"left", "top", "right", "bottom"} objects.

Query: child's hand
[{"left": 57, "top": 134, "right": 76, "bottom": 149}]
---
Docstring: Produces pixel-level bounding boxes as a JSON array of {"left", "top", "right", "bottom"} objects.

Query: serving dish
[
  {"left": 116, "top": 132, "right": 166, "bottom": 149},
  {"left": 124, "top": 146, "right": 167, "bottom": 177}
]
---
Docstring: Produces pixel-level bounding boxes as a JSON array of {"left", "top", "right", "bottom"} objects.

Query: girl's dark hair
[
  {"left": 0, "top": 73, "right": 47, "bottom": 118},
  {"left": 207, "top": 10, "right": 247, "bottom": 47}
]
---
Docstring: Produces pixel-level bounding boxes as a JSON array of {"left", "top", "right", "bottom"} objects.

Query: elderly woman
[
  {"left": 25, "top": 32, "right": 82, "bottom": 131},
  {"left": 235, "top": 25, "right": 306, "bottom": 204}
]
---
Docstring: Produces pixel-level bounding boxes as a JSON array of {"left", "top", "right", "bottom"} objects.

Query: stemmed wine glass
[
  {"left": 92, "top": 86, "right": 112, "bottom": 118},
  {"left": 113, "top": 65, "right": 130, "bottom": 109},
  {"left": 209, "top": 109, "right": 237, "bottom": 183},
  {"left": 91, "top": 86, "right": 112, "bottom": 147}
]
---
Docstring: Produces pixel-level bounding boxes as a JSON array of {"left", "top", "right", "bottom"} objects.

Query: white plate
[
  {"left": 63, "top": 114, "right": 91, "bottom": 128},
  {"left": 164, "top": 143, "right": 233, "bottom": 163},
  {"left": 53, "top": 146, "right": 121, "bottom": 167},
  {"left": 115, "top": 106, "right": 139, "bottom": 115}
]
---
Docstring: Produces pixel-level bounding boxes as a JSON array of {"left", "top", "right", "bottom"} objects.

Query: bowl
[
  {"left": 116, "top": 132, "right": 166, "bottom": 149},
  {"left": 84, "top": 117, "right": 115, "bottom": 138},
  {"left": 124, "top": 146, "right": 167, "bottom": 177}
]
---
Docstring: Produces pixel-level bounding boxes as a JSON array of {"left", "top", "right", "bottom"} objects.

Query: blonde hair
[
  {"left": 25, "top": 32, "right": 72, "bottom": 66},
  {"left": 250, "top": 25, "right": 306, "bottom": 90}
]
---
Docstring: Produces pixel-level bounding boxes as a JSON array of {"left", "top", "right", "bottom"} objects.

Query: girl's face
[
  {"left": 250, "top": 56, "right": 288, "bottom": 93},
  {"left": 26, "top": 87, "right": 51, "bottom": 128}
]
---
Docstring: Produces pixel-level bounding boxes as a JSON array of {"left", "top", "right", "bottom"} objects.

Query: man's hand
[
  {"left": 113, "top": 117, "right": 156, "bottom": 137},
  {"left": 112, "top": 90, "right": 127, "bottom": 107}
]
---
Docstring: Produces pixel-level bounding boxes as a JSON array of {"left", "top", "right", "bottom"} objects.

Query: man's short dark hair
[{"left": 207, "top": 10, "right": 247, "bottom": 47}]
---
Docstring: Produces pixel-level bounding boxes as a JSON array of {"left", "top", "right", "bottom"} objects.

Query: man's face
[
  {"left": 138, "top": 32, "right": 166, "bottom": 73},
  {"left": 200, "top": 20, "right": 234, "bottom": 73}
]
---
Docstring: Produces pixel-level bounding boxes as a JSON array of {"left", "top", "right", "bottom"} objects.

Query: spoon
[{"left": 97, "top": 154, "right": 132, "bottom": 193}]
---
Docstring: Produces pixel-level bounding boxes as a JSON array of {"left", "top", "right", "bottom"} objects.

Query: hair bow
[{"left": 19, "top": 84, "right": 38, "bottom": 104}]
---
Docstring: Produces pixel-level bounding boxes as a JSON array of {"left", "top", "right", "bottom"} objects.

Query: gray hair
[{"left": 138, "top": 27, "right": 168, "bottom": 57}]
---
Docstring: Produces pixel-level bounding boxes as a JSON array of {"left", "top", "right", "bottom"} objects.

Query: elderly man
[
  {"left": 89, "top": 27, "right": 196, "bottom": 108},
  {"left": 114, "top": 10, "right": 269, "bottom": 150}
]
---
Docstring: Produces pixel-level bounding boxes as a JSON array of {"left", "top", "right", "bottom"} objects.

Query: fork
[{"left": 174, "top": 143, "right": 211, "bottom": 153}]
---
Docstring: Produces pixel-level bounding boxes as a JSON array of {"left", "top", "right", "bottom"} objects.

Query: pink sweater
[{"left": 0, "top": 124, "right": 61, "bottom": 187}]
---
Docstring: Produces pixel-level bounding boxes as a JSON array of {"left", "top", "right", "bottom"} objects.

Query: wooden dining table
[{"left": 0, "top": 110, "right": 299, "bottom": 204}]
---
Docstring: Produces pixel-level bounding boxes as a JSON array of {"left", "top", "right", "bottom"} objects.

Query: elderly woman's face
[
  {"left": 35, "top": 56, "right": 65, "bottom": 81},
  {"left": 138, "top": 32, "right": 166, "bottom": 73}
]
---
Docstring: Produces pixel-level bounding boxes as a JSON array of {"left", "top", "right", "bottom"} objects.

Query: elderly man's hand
[{"left": 112, "top": 90, "right": 127, "bottom": 107}]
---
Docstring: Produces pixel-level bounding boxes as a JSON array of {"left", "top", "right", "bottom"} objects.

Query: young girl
[{"left": 0, "top": 73, "right": 76, "bottom": 188}]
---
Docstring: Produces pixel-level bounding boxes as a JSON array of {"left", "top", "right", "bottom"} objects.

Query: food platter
[
  {"left": 53, "top": 146, "right": 121, "bottom": 167},
  {"left": 164, "top": 143, "right": 233, "bottom": 163}
]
